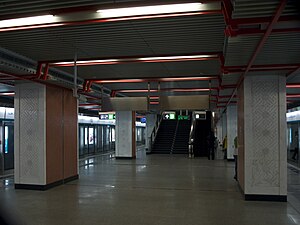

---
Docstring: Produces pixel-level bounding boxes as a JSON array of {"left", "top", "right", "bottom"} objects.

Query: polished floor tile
[{"left": 0, "top": 151, "right": 300, "bottom": 225}]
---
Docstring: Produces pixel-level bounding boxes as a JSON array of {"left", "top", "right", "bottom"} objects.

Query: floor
[{"left": 0, "top": 150, "right": 300, "bottom": 225}]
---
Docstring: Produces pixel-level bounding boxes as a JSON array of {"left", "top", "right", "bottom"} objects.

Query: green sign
[
  {"left": 108, "top": 114, "right": 115, "bottom": 120},
  {"left": 169, "top": 113, "right": 175, "bottom": 120},
  {"left": 163, "top": 112, "right": 176, "bottom": 120},
  {"left": 178, "top": 115, "right": 189, "bottom": 120}
]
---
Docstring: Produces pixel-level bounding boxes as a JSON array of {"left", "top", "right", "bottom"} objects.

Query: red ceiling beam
[
  {"left": 229, "top": 15, "right": 300, "bottom": 27},
  {"left": 287, "top": 94, "right": 300, "bottom": 98},
  {"left": 223, "top": 0, "right": 299, "bottom": 37},
  {"left": 286, "top": 83, "right": 300, "bottom": 88},
  {"left": 223, "top": 0, "right": 288, "bottom": 111},
  {"left": 223, "top": 63, "right": 300, "bottom": 74},
  {"left": 225, "top": 27, "right": 300, "bottom": 37},
  {"left": 221, "top": 0, "right": 233, "bottom": 27}
]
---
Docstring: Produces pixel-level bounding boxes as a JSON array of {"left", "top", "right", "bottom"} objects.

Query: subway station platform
[{"left": 1, "top": 150, "right": 300, "bottom": 225}]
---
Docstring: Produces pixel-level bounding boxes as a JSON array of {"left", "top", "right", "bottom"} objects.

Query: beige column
[
  {"left": 237, "top": 75, "right": 287, "bottom": 201},
  {"left": 14, "top": 83, "right": 78, "bottom": 190}
]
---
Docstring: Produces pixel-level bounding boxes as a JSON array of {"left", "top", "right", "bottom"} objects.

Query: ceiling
[{"left": 0, "top": 0, "right": 299, "bottom": 112}]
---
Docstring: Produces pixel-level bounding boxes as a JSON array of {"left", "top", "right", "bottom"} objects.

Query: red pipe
[
  {"left": 223, "top": 63, "right": 300, "bottom": 74},
  {"left": 36, "top": 63, "right": 43, "bottom": 79},
  {"left": 287, "top": 94, "right": 300, "bottom": 98},
  {"left": 41, "top": 63, "right": 49, "bottom": 80}
]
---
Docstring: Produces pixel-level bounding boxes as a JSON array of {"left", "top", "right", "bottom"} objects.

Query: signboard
[
  {"left": 160, "top": 95, "right": 209, "bottom": 110},
  {"left": 102, "top": 97, "right": 148, "bottom": 111},
  {"left": 163, "top": 112, "right": 176, "bottom": 120},
  {"left": 140, "top": 117, "right": 146, "bottom": 123},
  {"left": 194, "top": 111, "right": 206, "bottom": 120},
  {"left": 178, "top": 115, "right": 190, "bottom": 120},
  {"left": 99, "top": 113, "right": 115, "bottom": 120}
]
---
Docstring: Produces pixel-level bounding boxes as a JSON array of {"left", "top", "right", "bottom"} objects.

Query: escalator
[
  {"left": 152, "top": 119, "right": 191, "bottom": 154},
  {"left": 192, "top": 111, "right": 212, "bottom": 157}
]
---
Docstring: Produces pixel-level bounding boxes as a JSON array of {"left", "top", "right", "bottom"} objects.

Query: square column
[
  {"left": 14, "top": 83, "right": 78, "bottom": 190},
  {"left": 115, "top": 111, "right": 136, "bottom": 159},
  {"left": 226, "top": 105, "right": 237, "bottom": 160},
  {"left": 237, "top": 75, "right": 287, "bottom": 201}
]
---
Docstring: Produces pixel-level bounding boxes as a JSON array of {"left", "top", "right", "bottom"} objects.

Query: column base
[
  {"left": 15, "top": 174, "right": 79, "bottom": 191},
  {"left": 245, "top": 194, "right": 287, "bottom": 202}
]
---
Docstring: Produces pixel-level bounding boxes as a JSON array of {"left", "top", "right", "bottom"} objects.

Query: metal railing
[
  {"left": 188, "top": 119, "right": 196, "bottom": 158},
  {"left": 147, "top": 115, "right": 162, "bottom": 153},
  {"left": 170, "top": 120, "right": 179, "bottom": 154}
]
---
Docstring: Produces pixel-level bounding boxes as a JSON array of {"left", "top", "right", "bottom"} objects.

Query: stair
[
  {"left": 172, "top": 120, "right": 191, "bottom": 154},
  {"left": 151, "top": 120, "right": 177, "bottom": 154}
]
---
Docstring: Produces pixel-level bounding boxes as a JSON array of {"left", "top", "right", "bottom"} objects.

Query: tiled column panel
[{"left": 15, "top": 83, "right": 46, "bottom": 186}]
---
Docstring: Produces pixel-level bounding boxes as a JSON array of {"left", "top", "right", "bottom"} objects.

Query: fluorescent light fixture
[
  {"left": 0, "top": 15, "right": 56, "bottom": 28},
  {"left": 53, "top": 59, "right": 119, "bottom": 66},
  {"left": 0, "top": 92, "right": 14, "bottom": 96},
  {"left": 138, "top": 55, "right": 214, "bottom": 61},
  {"left": 97, "top": 3, "right": 202, "bottom": 18},
  {"left": 96, "top": 79, "right": 145, "bottom": 83},
  {"left": 51, "top": 54, "right": 219, "bottom": 67}
]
